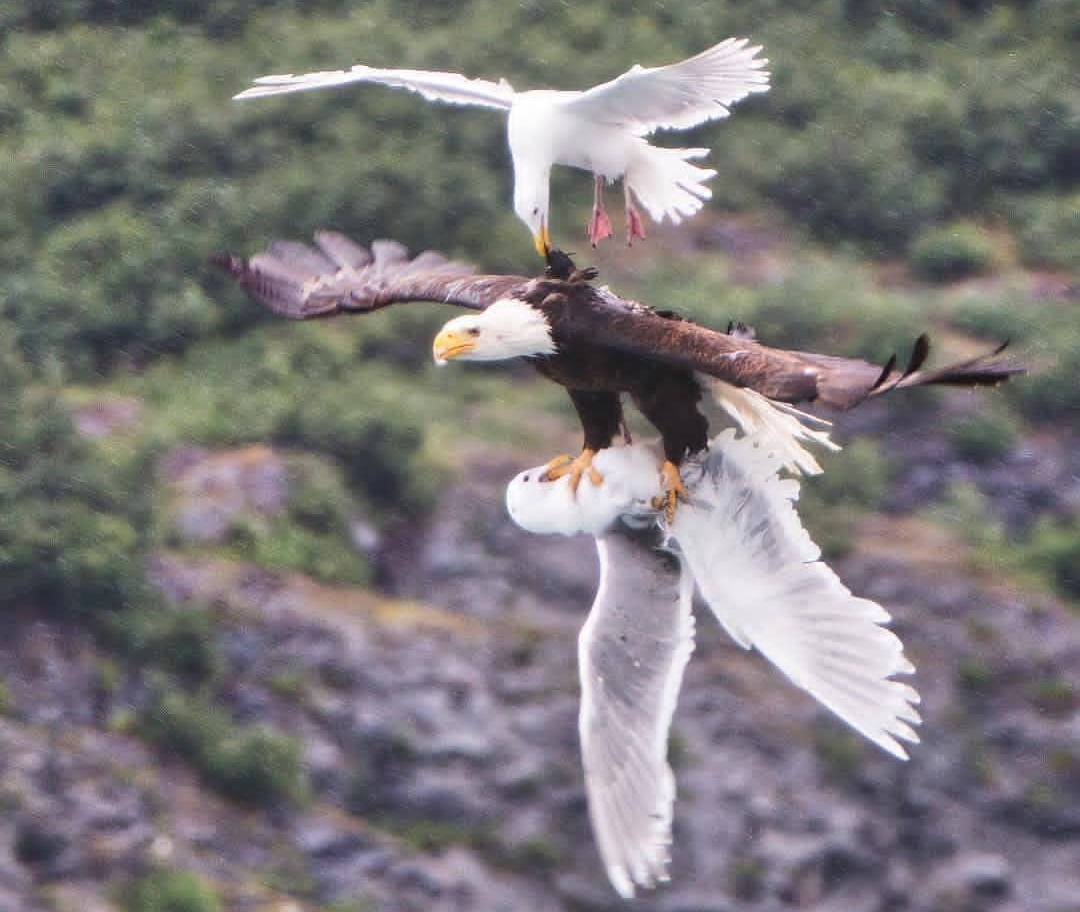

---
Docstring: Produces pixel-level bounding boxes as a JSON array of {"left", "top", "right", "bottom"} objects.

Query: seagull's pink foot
[
  {"left": 625, "top": 203, "right": 647, "bottom": 246},
  {"left": 587, "top": 206, "right": 613, "bottom": 246},
  {"left": 587, "top": 175, "right": 612, "bottom": 247}
]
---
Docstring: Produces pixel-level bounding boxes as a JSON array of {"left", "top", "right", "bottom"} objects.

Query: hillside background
[{"left": 0, "top": 1, "right": 1078, "bottom": 910}]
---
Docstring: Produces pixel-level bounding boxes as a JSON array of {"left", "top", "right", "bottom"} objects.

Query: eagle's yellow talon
[
  {"left": 542, "top": 448, "right": 603, "bottom": 494},
  {"left": 656, "top": 459, "right": 689, "bottom": 524}
]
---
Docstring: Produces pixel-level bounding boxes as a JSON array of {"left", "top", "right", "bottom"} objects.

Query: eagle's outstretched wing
[
  {"left": 212, "top": 232, "right": 526, "bottom": 318},
  {"left": 565, "top": 37, "right": 769, "bottom": 135},
  {"left": 233, "top": 66, "right": 516, "bottom": 109},
  {"left": 566, "top": 287, "right": 1025, "bottom": 410}
]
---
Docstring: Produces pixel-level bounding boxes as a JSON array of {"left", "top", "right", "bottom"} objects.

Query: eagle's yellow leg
[
  {"left": 541, "top": 448, "right": 603, "bottom": 493},
  {"left": 652, "top": 460, "right": 689, "bottom": 524}
]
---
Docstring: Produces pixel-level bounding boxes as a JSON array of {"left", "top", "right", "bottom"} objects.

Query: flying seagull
[
  {"left": 506, "top": 435, "right": 922, "bottom": 897},
  {"left": 213, "top": 233, "right": 1025, "bottom": 520},
  {"left": 232, "top": 39, "right": 769, "bottom": 254}
]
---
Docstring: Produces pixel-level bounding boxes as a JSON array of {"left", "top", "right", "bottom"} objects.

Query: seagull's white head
[
  {"left": 513, "top": 175, "right": 551, "bottom": 257},
  {"left": 432, "top": 298, "right": 556, "bottom": 364}
]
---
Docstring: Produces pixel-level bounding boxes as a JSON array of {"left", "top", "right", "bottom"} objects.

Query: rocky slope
[{"left": 1, "top": 404, "right": 1079, "bottom": 912}]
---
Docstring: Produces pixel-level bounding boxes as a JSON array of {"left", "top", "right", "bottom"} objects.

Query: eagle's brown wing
[
  {"left": 213, "top": 231, "right": 527, "bottom": 318},
  {"left": 567, "top": 288, "right": 1025, "bottom": 409}
]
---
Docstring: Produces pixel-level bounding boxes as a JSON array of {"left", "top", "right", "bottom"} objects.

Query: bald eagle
[
  {"left": 232, "top": 38, "right": 769, "bottom": 254},
  {"left": 213, "top": 232, "right": 1023, "bottom": 518}
]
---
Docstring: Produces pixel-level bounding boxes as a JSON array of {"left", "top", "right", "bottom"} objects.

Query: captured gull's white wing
[
  {"left": 234, "top": 66, "right": 516, "bottom": 109},
  {"left": 564, "top": 37, "right": 769, "bottom": 135},
  {"left": 671, "top": 430, "right": 922, "bottom": 759},
  {"left": 578, "top": 527, "right": 694, "bottom": 898},
  {"left": 508, "top": 452, "right": 690, "bottom": 897}
]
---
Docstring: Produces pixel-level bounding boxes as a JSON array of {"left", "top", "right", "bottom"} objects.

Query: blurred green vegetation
[
  {"left": 138, "top": 677, "right": 306, "bottom": 807},
  {"left": 0, "top": 0, "right": 1076, "bottom": 819},
  {"left": 1, "top": 0, "right": 1076, "bottom": 377},
  {"left": 799, "top": 439, "right": 892, "bottom": 559},
  {"left": 923, "top": 481, "right": 1080, "bottom": 604},
  {"left": 118, "top": 865, "right": 223, "bottom": 912}
]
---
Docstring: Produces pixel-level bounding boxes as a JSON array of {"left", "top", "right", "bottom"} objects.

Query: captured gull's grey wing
[
  {"left": 234, "top": 65, "right": 516, "bottom": 108},
  {"left": 671, "top": 429, "right": 922, "bottom": 759},
  {"left": 565, "top": 37, "right": 769, "bottom": 135},
  {"left": 578, "top": 522, "right": 695, "bottom": 898},
  {"left": 506, "top": 449, "right": 690, "bottom": 897}
]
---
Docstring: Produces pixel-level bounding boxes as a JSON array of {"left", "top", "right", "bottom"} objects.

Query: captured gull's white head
[
  {"left": 505, "top": 432, "right": 921, "bottom": 899},
  {"left": 506, "top": 445, "right": 661, "bottom": 536}
]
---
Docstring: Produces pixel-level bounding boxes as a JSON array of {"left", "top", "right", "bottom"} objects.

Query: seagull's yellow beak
[
  {"left": 432, "top": 327, "right": 476, "bottom": 364},
  {"left": 532, "top": 220, "right": 551, "bottom": 257}
]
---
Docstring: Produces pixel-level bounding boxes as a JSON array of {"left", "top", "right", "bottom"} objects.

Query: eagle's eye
[
  {"left": 532, "top": 206, "right": 539, "bottom": 216},
  {"left": 467, "top": 327, "right": 481, "bottom": 336}
]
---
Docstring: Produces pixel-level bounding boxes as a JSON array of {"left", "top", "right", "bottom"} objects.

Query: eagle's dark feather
[
  {"left": 212, "top": 231, "right": 523, "bottom": 318},
  {"left": 214, "top": 235, "right": 1026, "bottom": 445}
]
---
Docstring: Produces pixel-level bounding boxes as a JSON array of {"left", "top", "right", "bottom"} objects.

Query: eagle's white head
[{"left": 432, "top": 298, "right": 556, "bottom": 364}]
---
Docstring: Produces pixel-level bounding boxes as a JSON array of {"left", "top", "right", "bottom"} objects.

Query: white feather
[
  {"left": 234, "top": 66, "right": 515, "bottom": 108},
  {"left": 506, "top": 446, "right": 660, "bottom": 536},
  {"left": 671, "top": 432, "right": 921, "bottom": 759},
  {"left": 702, "top": 377, "right": 840, "bottom": 476},
  {"left": 578, "top": 532, "right": 694, "bottom": 898}
]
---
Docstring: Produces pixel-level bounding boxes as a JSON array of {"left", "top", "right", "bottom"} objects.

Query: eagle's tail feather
[
  {"left": 701, "top": 378, "right": 839, "bottom": 476},
  {"left": 625, "top": 145, "right": 716, "bottom": 225}
]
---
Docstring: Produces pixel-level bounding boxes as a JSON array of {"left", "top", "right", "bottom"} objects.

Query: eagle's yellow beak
[
  {"left": 432, "top": 327, "right": 476, "bottom": 364},
  {"left": 532, "top": 220, "right": 551, "bottom": 257}
]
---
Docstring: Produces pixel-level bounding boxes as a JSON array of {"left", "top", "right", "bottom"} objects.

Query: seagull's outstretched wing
[
  {"left": 579, "top": 523, "right": 695, "bottom": 898},
  {"left": 565, "top": 37, "right": 769, "bottom": 135},
  {"left": 672, "top": 430, "right": 922, "bottom": 759},
  {"left": 234, "top": 65, "right": 516, "bottom": 109},
  {"left": 213, "top": 232, "right": 526, "bottom": 317}
]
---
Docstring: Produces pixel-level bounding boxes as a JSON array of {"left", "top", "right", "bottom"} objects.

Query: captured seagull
[
  {"left": 507, "top": 434, "right": 921, "bottom": 898},
  {"left": 233, "top": 39, "right": 769, "bottom": 254}
]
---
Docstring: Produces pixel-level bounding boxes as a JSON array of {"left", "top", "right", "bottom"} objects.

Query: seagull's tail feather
[
  {"left": 700, "top": 378, "right": 840, "bottom": 476},
  {"left": 625, "top": 144, "right": 716, "bottom": 225},
  {"left": 671, "top": 431, "right": 922, "bottom": 760}
]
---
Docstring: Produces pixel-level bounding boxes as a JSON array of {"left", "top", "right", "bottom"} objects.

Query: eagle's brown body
[{"left": 214, "top": 232, "right": 1024, "bottom": 481}]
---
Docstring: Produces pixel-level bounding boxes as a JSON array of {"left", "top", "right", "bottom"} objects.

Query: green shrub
[
  {"left": 121, "top": 866, "right": 222, "bottom": 912},
  {"left": 909, "top": 222, "right": 997, "bottom": 281},
  {"left": 1019, "top": 515, "right": 1080, "bottom": 603},
  {"left": 1010, "top": 190, "right": 1080, "bottom": 271},
  {"left": 101, "top": 605, "right": 222, "bottom": 683},
  {"left": 947, "top": 410, "right": 1019, "bottom": 464},
  {"left": 203, "top": 723, "right": 305, "bottom": 807},
  {"left": 0, "top": 346, "right": 154, "bottom": 616},
  {"left": 138, "top": 682, "right": 304, "bottom": 807}
]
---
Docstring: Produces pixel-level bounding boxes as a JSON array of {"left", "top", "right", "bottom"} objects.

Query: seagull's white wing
[
  {"left": 672, "top": 430, "right": 922, "bottom": 760},
  {"left": 234, "top": 65, "right": 515, "bottom": 109},
  {"left": 578, "top": 525, "right": 695, "bottom": 898},
  {"left": 564, "top": 38, "right": 769, "bottom": 135}
]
